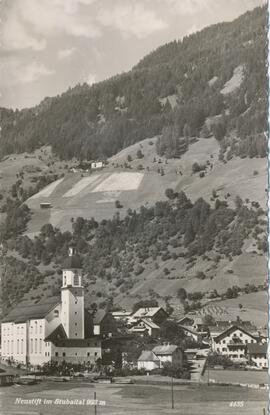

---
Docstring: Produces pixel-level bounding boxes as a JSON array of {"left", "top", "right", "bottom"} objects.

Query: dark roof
[
  {"left": 214, "top": 325, "right": 258, "bottom": 341},
  {"left": 247, "top": 343, "right": 267, "bottom": 355},
  {"left": 138, "top": 350, "right": 159, "bottom": 362},
  {"left": 51, "top": 338, "right": 101, "bottom": 347},
  {"left": 93, "top": 309, "right": 107, "bottom": 324},
  {"left": 152, "top": 345, "right": 179, "bottom": 355},
  {"left": 45, "top": 324, "right": 67, "bottom": 342},
  {"left": 2, "top": 297, "right": 60, "bottom": 323},
  {"left": 132, "top": 307, "right": 168, "bottom": 318},
  {"left": 62, "top": 254, "right": 82, "bottom": 269}
]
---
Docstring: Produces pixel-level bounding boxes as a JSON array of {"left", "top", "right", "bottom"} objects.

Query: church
[{"left": 1, "top": 248, "right": 117, "bottom": 367}]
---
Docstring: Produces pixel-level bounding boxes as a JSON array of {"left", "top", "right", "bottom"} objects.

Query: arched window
[{"left": 74, "top": 273, "right": 79, "bottom": 286}]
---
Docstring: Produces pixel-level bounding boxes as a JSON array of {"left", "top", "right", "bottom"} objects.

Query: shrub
[
  {"left": 115, "top": 200, "right": 123, "bottom": 209},
  {"left": 161, "top": 362, "right": 191, "bottom": 379}
]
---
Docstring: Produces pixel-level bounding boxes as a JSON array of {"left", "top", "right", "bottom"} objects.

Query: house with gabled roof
[
  {"left": 211, "top": 325, "right": 259, "bottom": 362},
  {"left": 1, "top": 248, "right": 115, "bottom": 368},
  {"left": 130, "top": 307, "right": 168, "bottom": 326},
  {"left": 152, "top": 344, "right": 183, "bottom": 366},
  {"left": 93, "top": 309, "right": 118, "bottom": 337},
  {"left": 129, "top": 318, "right": 160, "bottom": 337},
  {"left": 137, "top": 350, "right": 160, "bottom": 371},
  {"left": 246, "top": 343, "right": 268, "bottom": 369},
  {"left": 137, "top": 344, "right": 183, "bottom": 371}
]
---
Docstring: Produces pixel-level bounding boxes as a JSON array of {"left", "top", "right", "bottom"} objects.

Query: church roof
[
  {"left": 49, "top": 338, "right": 101, "bottom": 347},
  {"left": 45, "top": 324, "right": 67, "bottom": 342},
  {"left": 2, "top": 297, "right": 60, "bottom": 323}
]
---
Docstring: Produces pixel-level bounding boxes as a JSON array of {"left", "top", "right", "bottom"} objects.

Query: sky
[{"left": 0, "top": 0, "right": 266, "bottom": 109}]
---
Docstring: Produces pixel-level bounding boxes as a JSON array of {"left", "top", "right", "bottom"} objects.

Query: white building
[
  {"left": 1, "top": 248, "right": 103, "bottom": 367},
  {"left": 91, "top": 161, "right": 104, "bottom": 170},
  {"left": 137, "top": 345, "right": 183, "bottom": 371},
  {"left": 152, "top": 345, "right": 183, "bottom": 366},
  {"left": 211, "top": 325, "right": 259, "bottom": 362},
  {"left": 247, "top": 343, "right": 268, "bottom": 369},
  {"left": 137, "top": 351, "right": 160, "bottom": 371}
]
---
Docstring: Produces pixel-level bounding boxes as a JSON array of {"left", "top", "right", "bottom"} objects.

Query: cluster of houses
[
  {"left": 0, "top": 248, "right": 268, "bottom": 372},
  {"left": 114, "top": 309, "right": 268, "bottom": 371},
  {"left": 112, "top": 306, "right": 168, "bottom": 337}
]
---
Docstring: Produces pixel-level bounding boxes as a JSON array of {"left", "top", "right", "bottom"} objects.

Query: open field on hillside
[
  {"left": 201, "top": 291, "right": 268, "bottom": 327},
  {"left": 25, "top": 168, "right": 179, "bottom": 235},
  {"left": 1, "top": 381, "right": 267, "bottom": 415},
  {"left": 63, "top": 175, "right": 101, "bottom": 197},
  {"left": 94, "top": 172, "right": 144, "bottom": 192},
  {"left": 23, "top": 136, "right": 267, "bottom": 237},
  {"left": 117, "top": 251, "right": 267, "bottom": 311},
  {"left": 30, "top": 178, "right": 65, "bottom": 199}
]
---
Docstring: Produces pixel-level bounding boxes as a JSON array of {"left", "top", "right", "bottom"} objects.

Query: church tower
[{"left": 61, "top": 247, "right": 84, "bottom": 339}]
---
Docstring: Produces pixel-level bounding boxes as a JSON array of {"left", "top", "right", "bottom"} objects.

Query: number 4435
[{"left": 229, "top": 401, "right": 244, "bottom": 407}]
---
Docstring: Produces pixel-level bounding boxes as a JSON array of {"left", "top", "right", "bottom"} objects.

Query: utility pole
[
  {"left": 171, "top": 375, "right": 174, "bottom": 409},
  {"left": 94, "top": 391, "right": 97, "bottom": 415}
]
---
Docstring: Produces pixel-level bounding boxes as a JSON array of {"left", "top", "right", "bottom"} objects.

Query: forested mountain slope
[
  {"left": 0, "top": 5, "right": 267, "bottom": 161},
  {"left": 0, "top": 5, "right": 268, "bottom": 321}
]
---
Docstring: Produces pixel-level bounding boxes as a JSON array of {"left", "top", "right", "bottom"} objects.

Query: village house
[
  {"left": 137, "top": 344, "right": 183, "bottom": 371},
  {"left": 111, "top": 310, "right": 132, "bottom": 321},
  {"left": 1, "top": 248, "right": 116, "bottom": 368},
  {"left": 129, "top": 318, "right": 160, "bottom": 337},
  {"left": 93, "top": 310, "right": 118, "bottom": 337},
  {"left": 152, "top": 345, "right": 183, "bottom": 366},
  {"left": 177, "top": 315, "right": 208, "bottom": 342},
  {"left": 208, "top": 319, "right": 260, "bottom": 340},
  {"left": 211, "top": 325, "right": 259, "bottom": 362},
  {"left": 177, "top": 316, "right": 195, "bottom": 327},
  {"left": 178, "top": 315, "right": 206, "bottom": 331},
  {"left": 247, "top": 343, "right": 268, "bottom": 369},
  {"left": 137, "top": 351, "right": 160, "bottom": 371},
  {"left": 129, "top": 307, "right": 168, "bottom": 326},
  {"left": 180, "top": 326, "right": 203, "bottom": 343}
]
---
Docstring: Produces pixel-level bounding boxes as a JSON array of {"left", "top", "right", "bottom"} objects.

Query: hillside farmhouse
[
  {"left": 91, "top": 161, "right": 104, "bottom": 170},
  {"left": 1, "top": 248, "right": 117, "bottom": 368}
]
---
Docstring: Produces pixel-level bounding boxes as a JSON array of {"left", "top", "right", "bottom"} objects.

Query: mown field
[{"left": 1, "top": 381, "right": 268, "bottom": 415}]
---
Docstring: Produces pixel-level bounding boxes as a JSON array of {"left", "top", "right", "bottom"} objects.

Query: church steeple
[{"left": 61, "top": 247, "right": 84, "bottom": 339}]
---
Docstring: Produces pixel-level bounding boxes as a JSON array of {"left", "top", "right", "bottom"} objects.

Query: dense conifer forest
[{"left": 0, "top": 6, "right": 267, "bottom": 161}]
